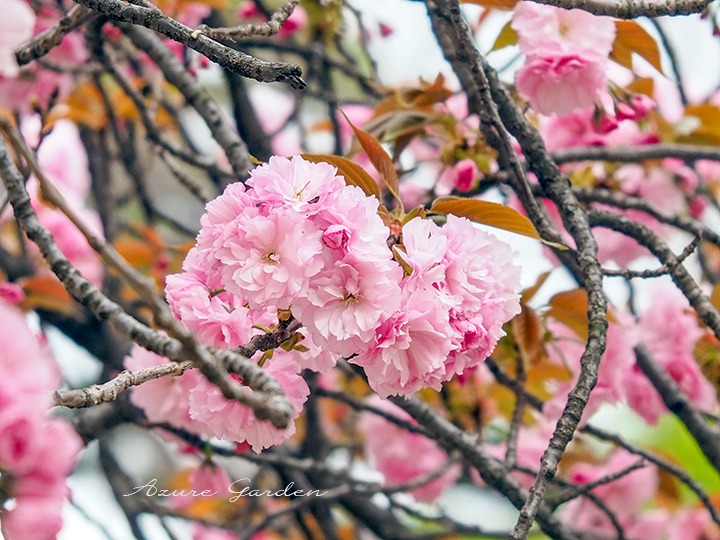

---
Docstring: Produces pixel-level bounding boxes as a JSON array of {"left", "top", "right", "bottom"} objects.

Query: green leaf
[
  {"left": 611, "top": 21, "right": 663, "bottom": 74},
  {"left": 301, "top": 153, "right": 381, "bottom": 200},
  {"left": 341, "top": 110, "right": 402, "bottom": 209},
  {"left": 490, "top": 21, "right": 518, "bottom": 52},
  {"left": 429, "top": 196, "right": 567, "bottom": 248}
]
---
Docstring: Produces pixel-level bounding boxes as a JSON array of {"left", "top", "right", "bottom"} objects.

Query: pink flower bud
[
  {"left": 379, "top": 23, "right": 394, "bottom": 37},
  {"left": 595, "top": 113, "right": 618, "bottom": 134},
  {"left": 280, "top": 7, "right": 308, "bottom": 37},
  {"left": 615, "top": 102, "right": 637, "bottom": 121},
  {"left": 322, "top": 224, "right": 351, "bottom": 251},
  {"left": 102, "top": 23, "right": 122, "bottom": 42},
  {"left": 238, "top": 1, "right": 261, "bottom": 19},
  {"left": 0, "top": 282, "right": 24, "bottom": 305},
  {"left": 452, "top": 159, "right": 478, "bottom": 192},
  {"left": 630, "top": 94, "right": 656, "bottom": 119},
  {"left": 689, "top": 196, "right": 708, "bottom": 218}
]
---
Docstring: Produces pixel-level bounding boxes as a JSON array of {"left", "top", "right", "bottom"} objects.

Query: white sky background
[{"left": 7, "top": 2, "right": 715, "bottom": 540}]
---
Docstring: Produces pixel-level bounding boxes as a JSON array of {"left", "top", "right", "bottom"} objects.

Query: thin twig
[
  {"left": 199, "top": 0, "right": 298, "bottom": 40},
  {"left": 15, "top": 5, "right": 97, "bottom": 65},
  {"left": 0, "top": 122, "right": 293, "bottom": 428},
  {"left": 72, "top": 0, "right": 306, "bottom": 89},
  {"left": 602, "top": 234, "right": 701, "bottom": 278},
  {"left": 527, "top": 0, "right": 711, "bottom": 18}
]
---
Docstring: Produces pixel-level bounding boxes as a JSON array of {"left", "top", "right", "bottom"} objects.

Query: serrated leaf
[
  {"left": 611, "top": 21, "right": 663, "bottom": 74},
  {"left": 341, "top": 111, "right": 402, "bottom": 208},
  {"left": 461, "top": 0, "right": 518, "bottom": 9},
  {"left": 490, "top": 21, "right": 518, "bottom": 52},
  {"left": 301, "top": 153, "right": 381, "bottom": 200},
  {"left": 429, "top": 196, "right": 567, "bottom": 248}
]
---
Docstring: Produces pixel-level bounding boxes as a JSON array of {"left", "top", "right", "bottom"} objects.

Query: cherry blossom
[
  {"left": 451, "top": 159, "right": 478, "bottom": 192},
  {"left": 0, "top": 0, "right": 36, "bottom": 78},
  {"left": 352, "top": 286, "right": 454, "bottom": 397},
  {"left": 511, "top": 2, "right": 615, "bottom": 59},
  {"left": 516, "top": 54, "right": 608, "bottom": 117},
  {"left": 0, "top": 302, "right": 81, "bottom": 540},
  {"left": 216, "top": 205, "right": 324, "bottom": 310},
  {"left": 125, "top": 345, "right": 204, "bottom": 432},
  {"left": 248, "top": 155, "right": 345, "bottom": 216},
  {"left": 294, "top": 256, "right": 402, "bottom": 357},
  {"left": 188, "top": 351, "right": 310, "bottom": 452},
  {"left": 358, "top": 396, "right": 461, "bottom": 502},
  {"left": 624, "top": 288, "right": 717, "bottom": 424}
]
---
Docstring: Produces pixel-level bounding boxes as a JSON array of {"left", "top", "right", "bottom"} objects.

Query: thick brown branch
[
  {"left": 15, "top": 5, "right": 97, "bottom": 65},
  {"left": 422, "top": 2, "right": 608, "bottom": 537},
  {"left": 120, "top": 24, "right": 253, "bottom": 180},
  {"left": 199, "top": 0, "right": 298, "bottom": 40},
  {"left": 71, "top": 0, "right": 306, "bottom": 89},
  {"left": 553, "top": 143, "right": 720, "bottom": 165},
  {"left": 528, "top": 0, "right": 711, "bottom": 18},
  {"left": 0, "top": 126, "right": 292, "bottom": 428},
  {"left": 634, "top": 345, "right": 720, "bottom": 472}
]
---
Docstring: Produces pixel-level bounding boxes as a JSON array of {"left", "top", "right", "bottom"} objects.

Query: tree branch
[
  {"left": 634, "top": 344, "right": 720, "bottom": 472},
  {"left": 0, "top": 125, "right": 292, "bottom": 428},
  {"left": 588, "top": 209, "right": 720, "bottom": 341},
  {"left": 527, "top": 0, "right": 711, "bottom": 19},
  {"left": 71, "top": 0, "right": 306, "bottom": 89},
  {"left": 120, "top": 23, "right": 254, "bottom": 180},
  {"left": 15, "top": 5, "right": 97, "bottom": 65},
  {"left": 552, "top": 143, "right": 720, "bottom": 165}
]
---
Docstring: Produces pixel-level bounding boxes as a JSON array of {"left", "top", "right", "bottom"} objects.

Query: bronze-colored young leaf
[
  {"left": 546, "top": 288, "right": 589, "bottom": 341},
  {"left": 302, "top": 153, "right": 382, "bottom": 200},
  {"left": 429, "top": 196, "right": 567, "bottom": 248},
  {"left": 711, "top": 283, "right": 720, "bottom": 312},
  {"left": 626, "top": 77, "right": 655, "bottom": 97},
  {"left": 490, "top": 21, "right": 519, "bottom": 52},
  {"left": 611, "top": 21, "right": 663, "bottom": 74},
  {"left": 520, "top": 270, "right": 552, "bottom": 305},
  {"left": 19, "top": 275, "right": 76, "bottom": 315},
  {"left": 680, "top": 104, "right": 720, "bottom": 145},
  {"left": 511, "top": 304, "right": 547, "bottom": 365},
  {"left": 340, "top": 111, "right": 401, "bottom": 207}
]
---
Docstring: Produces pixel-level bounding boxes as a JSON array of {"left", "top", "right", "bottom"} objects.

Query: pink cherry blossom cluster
[
  {"left": 0, "top": 1, "right": 87, "bottom": 113},
  {"left": 358, "top": 396, "right": 460, "bottom": 502},
  {"left": 125, "top": 344, "right": 310, "bottom": 453},
  {"left": 512, "top": 2, "right": 616, "bottom": 116},
  {"left": 0, "top": 301, "right": 82, "bottom": 540},
  {"left": 0, "top": 117, "right": 104, "bottom": 286},
  {"left": 0, "top": 0, "right": 34, "bottom": 79},
  {"left": 140, "top": 155, "right": 521, "bottom": 451},
  {"left": 544, "top": 288, "right": 717, "bottom": 426}
]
